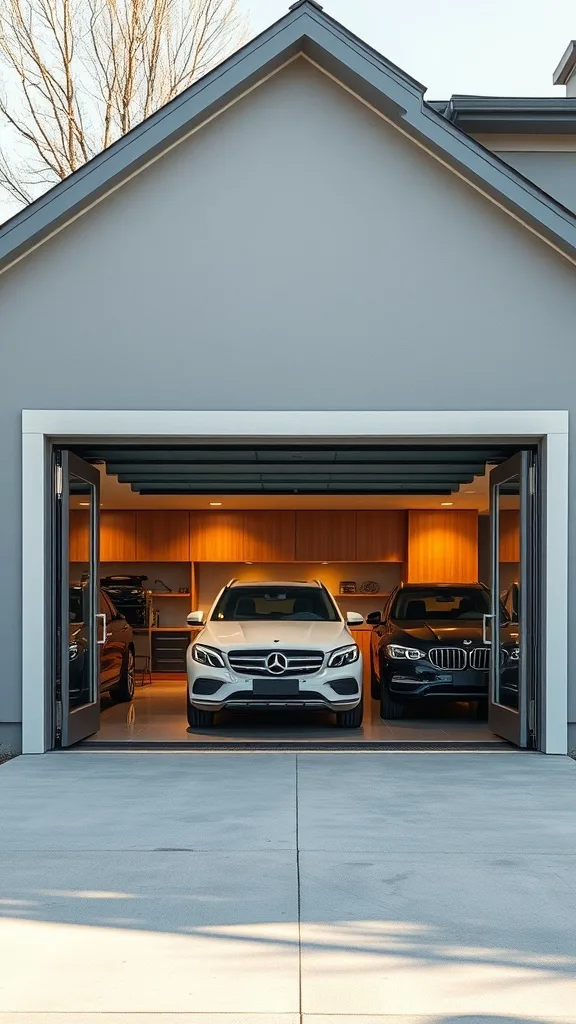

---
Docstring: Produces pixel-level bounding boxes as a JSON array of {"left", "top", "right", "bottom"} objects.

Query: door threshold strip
[{"left": 75, "top": 739, "right": 514, "bottom": 752}]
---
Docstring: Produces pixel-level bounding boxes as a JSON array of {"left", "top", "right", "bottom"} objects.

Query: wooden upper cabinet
[
  {"left": 243, "top": 511, "right": 295, "bottom": 562},
  {"left": 295, "top": 511, "right": 356, "bottom": 561},
  {"left": 499, "top": 510, "right": 520, "bottom": 562},
  {"left": 136, "top": 511, "right": 190, "bottom": 561},
  {"left": 407, "top": 510, "right": 478, "bottom": 583},
  {"left": 100, "top": 511, "right": 137, "bottom": 561},
  {"left": 69, "top": 510, "right": 90, "bottom": 561},
  {"left": 355, "top": 511, "right": 407, "bottom": 562},
  {"left": 190, "top": 511, "right": 244, "bottom": 561}
]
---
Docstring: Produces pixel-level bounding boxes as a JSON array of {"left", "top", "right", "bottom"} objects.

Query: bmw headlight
[
  {"left": 328, "top": 644, "right": 359, "bottom": 668},
  {"left": 510, "top": 647, "right": 520, "bottom": 661},
  {"left": 386, "top": 644, "right": 425, "bottom": 661},
  {"left": 69, "top": 642, "right": 79, "bottom": 661},
  {"left": 192, "top": 644, "right": 226, "bottom": 669}
]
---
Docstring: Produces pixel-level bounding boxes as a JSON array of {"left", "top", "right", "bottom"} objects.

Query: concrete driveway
[{"left": 0, "top": 750, "right": 575, "bottom": 1024}]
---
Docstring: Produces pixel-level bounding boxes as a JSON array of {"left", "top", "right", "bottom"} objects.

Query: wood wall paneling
[
  {"left": 190, "top": 511, "right": 244, "bottom": 561},
  {"left": 242, "top": 511, "right": 296, "bottom": 562},
  {"left": 69, "top": 509, "right": 90, "bottom": 561},
  {"left": 136, "top": 511, "right": 190, "bottom": 561},
  {"left": 407, "top": 510, "right": 478, "bottom": 583},
  {"left": 295, "top": 511, "right": 356, "bottom": 561},
  {"left": 355, "top": 511, "right": 407, "bottom": 562},
  {"left": 100, "top": 511, "right": 137, "bottom": 561},
  {"left": 499, "top": 510, "right": 520, "bottom": 562}
]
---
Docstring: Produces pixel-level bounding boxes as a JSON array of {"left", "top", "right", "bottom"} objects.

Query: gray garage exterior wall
[
  {"left": 1, "top": 59, "right": 576, "bottom": 749},
  {"left": 491, "top": 149, "right": 576, "bottom": 214}
]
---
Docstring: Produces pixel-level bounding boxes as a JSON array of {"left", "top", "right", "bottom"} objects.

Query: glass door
[
  {"left": 488, "top": 451, "right": 536, "bottom": 747},
  {"left": 54, "top": 451, "right": 101, "bottom": 746}
]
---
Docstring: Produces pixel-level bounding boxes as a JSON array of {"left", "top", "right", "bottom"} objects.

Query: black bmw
[{"left": 368, "top": 583, "right": 519, "bottom": 719}]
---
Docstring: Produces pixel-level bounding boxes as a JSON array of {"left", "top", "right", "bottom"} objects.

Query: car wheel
[
  {"left": 110, "top": 647, "right": 135, "bottom": 704},
  {"left": 380, "top": 685, "right": 404, "bottom": 720},
  {"left": 335, "top": 698, "right": 363, "bottom": 729},
  {"left": 370, "top": 657, "right": 380, "bottom": 700},
  {"left": 187, "top": 692, "right": 215, "bottom": 729}
]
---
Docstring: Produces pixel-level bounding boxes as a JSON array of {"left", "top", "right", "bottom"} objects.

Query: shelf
[{"left": 334, "top": 592, "right": 389, "bottom": 598}]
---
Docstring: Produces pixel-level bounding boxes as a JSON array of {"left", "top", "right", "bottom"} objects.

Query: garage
[
  {"left": 49, "top": 434, "right": 540, "bottom": 749},
  {"left": 3, "top": 1, "right": 573, "bottom": 755}
]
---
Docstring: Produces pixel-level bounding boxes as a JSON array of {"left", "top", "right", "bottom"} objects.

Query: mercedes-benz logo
[{"left": 266, "top": 652, "right": 288, "bottom": 675}]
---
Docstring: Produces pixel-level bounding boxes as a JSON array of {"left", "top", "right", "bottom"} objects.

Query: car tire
[
  {"left": 370, "top": 658, "right": 380, "bottom": 700},
  {"left": 335, "top": 698, "right": 363, "bottom": 729},
  {"left": 187, "top": 693, "right": 215, "bottom": 729},
  {"left": 380, "top": 686, "right": 404, "bottom": 720},
  {"left": 110, "top": 647, "right": 135, "bottom": 704}
]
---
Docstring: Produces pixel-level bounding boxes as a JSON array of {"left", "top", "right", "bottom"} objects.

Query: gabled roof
[{"left": 1, "top": 0, "right": 576, "bottom": 274}]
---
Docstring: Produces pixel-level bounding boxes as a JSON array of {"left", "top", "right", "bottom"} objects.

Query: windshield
[
  {"left": 391, "top": 587, "right": 491, "bottom": 621},
  {"left": 69, "top": 587, "right": 85, "bottom": 623},
  {"left": 212, "top": 586, "right": 340, "bottom": 622}
]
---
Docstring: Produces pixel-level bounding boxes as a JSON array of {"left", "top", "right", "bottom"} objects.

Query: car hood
[
  {"left": 392, "top": 621, "right": 511, "bottom": 644},
  {"left": 197, "top": 620, "right": 353, "bottom": 651}
]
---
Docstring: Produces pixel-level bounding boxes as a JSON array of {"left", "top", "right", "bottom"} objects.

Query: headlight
[
  {"left": 69, "top": 642, "right": 79, "bottom": 661},
  {"left": 328, "top": 644, "right": 359, "bottom": 668},
  {"left": 386, "top": 644, "right": 425, "bottom": 661},
  {"left": 510, "top": 647, "right": 520, "bottom": 661},
  {"left": 192, "top": 644, "right": 226, "bottom": 669}
]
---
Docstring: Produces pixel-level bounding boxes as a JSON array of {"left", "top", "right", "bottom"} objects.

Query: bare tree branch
[{"left": 0, "top": 0, "right": 247, "bottom": 208}]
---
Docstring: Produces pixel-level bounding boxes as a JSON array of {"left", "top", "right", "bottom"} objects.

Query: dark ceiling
[{"left": 76, "top": 444, "right": 519, "bottom": 496}]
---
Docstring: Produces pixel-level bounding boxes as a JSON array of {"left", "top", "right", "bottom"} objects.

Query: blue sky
[{"left": 244, "top": 0, "right": 574, "bottom": 98}]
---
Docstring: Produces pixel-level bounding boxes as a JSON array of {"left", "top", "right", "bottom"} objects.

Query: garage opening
[{"left": 52, "top": 441, "right": 539, "bottom": 749}]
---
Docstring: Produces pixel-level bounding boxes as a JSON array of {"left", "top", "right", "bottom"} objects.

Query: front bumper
[
  {"left": 384, "top": 660, "right": 488, "bottom": 701},
  {"left": 187, "top": 649, "right": 363, "bottom": 713}
]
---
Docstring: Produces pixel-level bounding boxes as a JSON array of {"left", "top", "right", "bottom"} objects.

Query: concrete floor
[
  {"left": 0, "top": 751, "right": 575, "bottom": 1023},
  {"left": 89, "top": 675, "right": 504, "bottom": 745}
]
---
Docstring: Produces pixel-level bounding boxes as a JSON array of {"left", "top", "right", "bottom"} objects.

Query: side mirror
[
  {"left": 346, "top": 611, "right": 364, "bottom": 626},
  {"left": 187, "top": 610, "right": 205, "bottom": 626},
  {"left": 366, "top": 611, "right": 382, "bottom": 626}
]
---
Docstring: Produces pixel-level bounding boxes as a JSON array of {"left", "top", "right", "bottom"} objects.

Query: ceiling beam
[{"left": 109, "top": 462, "right": 486, "bottom": 476}]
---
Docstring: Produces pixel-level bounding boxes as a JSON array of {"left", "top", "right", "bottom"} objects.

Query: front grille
[
  {"left": 469, "top": 647, "right": 490, "bottom": 671},
  {"left": 228, "top": 649, "right": 324, "bottom": 677},
  {"left": 428, "top": 647, "right": 467, "bottom": 671}
]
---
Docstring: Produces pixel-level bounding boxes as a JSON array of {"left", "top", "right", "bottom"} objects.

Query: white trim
[
  {"left": 542, "top": 430, "right": 570, "bottom": 754},
  {"left": 22, "top": 430, "right": 48, "bottom": 753},
  {"left": 21, "top": 409, "right": 569, "bottom": 755},
  {"left": 21, "top": 409, "right": 569, "bottom": 437}
]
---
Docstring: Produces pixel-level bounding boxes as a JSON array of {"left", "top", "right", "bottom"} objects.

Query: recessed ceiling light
[
  {"left": 209, "top": 501, "right": 223, "bottom": 507},
  {"left": 441, "top": 501, "right": 454, "bottom": 506},
  {"left": 245, "top": 561, "right": 253, "bottom": 565},
  {"left": 321, "top": 561, "right": 329, "bottom": 565},
  {"left": 79, "top": 502, "right": 90, "bottom": 506}
]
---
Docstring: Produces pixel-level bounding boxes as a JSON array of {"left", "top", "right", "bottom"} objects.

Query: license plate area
[{"left": 253, "top": 679, "right": 300, "bottom": 696}]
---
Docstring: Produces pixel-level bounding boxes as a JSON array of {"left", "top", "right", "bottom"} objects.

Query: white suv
[{"left": 186, "top": 580, "right": 364, "bottom": 729}]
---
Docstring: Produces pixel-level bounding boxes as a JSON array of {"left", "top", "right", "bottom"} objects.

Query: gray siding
[
  {"left": 1, "top": 59, "right": 576, "bottom": 744},
  {"left": 493, "top": 150, "right": 576, "bottom": 213}
]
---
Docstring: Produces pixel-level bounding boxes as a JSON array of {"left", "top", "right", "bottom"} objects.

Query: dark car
[
  {"left": 367, "top": 583, "right": 519, "bottom": 719},
  {"left": 69, "top": 585, "right": 135, "bottom": 705}
]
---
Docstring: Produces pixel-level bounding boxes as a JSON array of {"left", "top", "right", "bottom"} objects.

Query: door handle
[
  {"left": 482, "top": 614, "right": 493, "bottom": 645},
  {"left": 96, "top": 612, "right": 107, "bottom": 645}
]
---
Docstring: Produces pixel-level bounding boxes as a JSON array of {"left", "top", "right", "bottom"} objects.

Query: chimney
[{"left": 553, "top": 41, "right": 576, "bottom": 96}]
